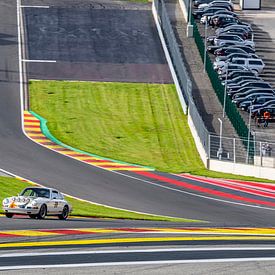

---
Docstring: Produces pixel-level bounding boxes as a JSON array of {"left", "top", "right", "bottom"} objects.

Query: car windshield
[{"left": 20, "top": 188, "right": 50, "bottom": 198}]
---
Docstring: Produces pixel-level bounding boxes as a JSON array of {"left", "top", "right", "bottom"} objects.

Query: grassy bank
[
  {"left": 0, "top": 177, "right": 195, "bottom": 222},
  {"left": 29, "top": 80, "right": 275, "bottom": 183}
]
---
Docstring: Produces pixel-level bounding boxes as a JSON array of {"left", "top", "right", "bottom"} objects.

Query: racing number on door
[{"left": 53, "top": 201, "right": 58, "bottom": 208}]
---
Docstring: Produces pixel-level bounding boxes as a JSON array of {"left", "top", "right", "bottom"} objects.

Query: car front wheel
[
  {"left": 37, "top": 204, "right": 47, "bottom": 219},
  {"left": 5, "top": 213, "right": 13, "bottom": 218},
  {"left": 58, "top": 206, "right": 69, "bottom": 220}
]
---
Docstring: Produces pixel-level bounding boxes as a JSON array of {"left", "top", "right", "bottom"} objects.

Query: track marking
[
  {"left": 2, "top": 236, "right": 275, "bottom": 248},
  {"left": 2, "top": 227, "right": 275, "bottom": 238},
  {"left": 3, "top": 257, "right": 275, "bottom": 271},
  {"left": 2, "top": 246, "right": 275, "bottom": 257},
  {"left": 7, "top": 256, "right": 275, "bottom": 271},
  {"left": 22, "top": 59, "right": 56, "bottom": 63},
  {"left": 20, "top": 5, "right": 50, "bottom": 8}
]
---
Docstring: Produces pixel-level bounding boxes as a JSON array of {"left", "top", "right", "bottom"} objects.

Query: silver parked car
[
  {"left": 214, "top": 34, "right": 255, "bottom": 48},
  {"left": 2, "top": 187, "right": 72, "bottom": 219}
]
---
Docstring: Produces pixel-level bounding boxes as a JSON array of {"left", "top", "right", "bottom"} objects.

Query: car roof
[{"left": 23, "top": 186, "right": 58, "bottom": 192}]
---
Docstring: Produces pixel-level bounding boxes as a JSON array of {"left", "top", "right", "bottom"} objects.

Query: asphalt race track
[
  {"left": 24, "top": 0, "right": 172, "bottom": 83},
  {"left": 0, "top": 0, "right": 274, "bottom": 228}
]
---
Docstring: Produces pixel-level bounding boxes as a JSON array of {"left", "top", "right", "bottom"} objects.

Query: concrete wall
[{"left": 209, "top": 159, "right": 275, "bottom": 180}]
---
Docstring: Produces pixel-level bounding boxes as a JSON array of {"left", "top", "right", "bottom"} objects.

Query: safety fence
[
  {"left": 210, "top": 134, "right": 275, "bottom": 167},
  {"left": 191, "top": 16, "right": 249, "bottom": 140}
]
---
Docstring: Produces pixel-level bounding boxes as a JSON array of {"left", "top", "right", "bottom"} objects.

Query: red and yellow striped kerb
[
  {"left": 2, "top": 227, "right": 275, "bottom": 238},
  {"left": 23, "top": 111, "right": 152, "bottom": 172}
]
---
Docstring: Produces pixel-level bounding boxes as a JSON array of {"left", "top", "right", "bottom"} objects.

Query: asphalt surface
[
  {"left": 8, "top": 261, "right": 275, "bottom": 275},
  {"left": 0, "top": 0, "right": 275, "bottom": 230},
  {"left": 23, "top": 0, "right": 172, "bottom": 83},
  {"left": 3, "top": 247, "right": 275, "bottom": 267}
]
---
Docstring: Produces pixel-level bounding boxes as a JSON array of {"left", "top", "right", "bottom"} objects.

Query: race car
[{"left": 2, "top": 187, "right": 72, "bottom": 220}]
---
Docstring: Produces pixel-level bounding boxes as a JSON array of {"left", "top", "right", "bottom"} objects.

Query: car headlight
[
  {"left": 31, "top": 201, "right": 38, "bottom": 206},
  {"left": 3, "top": 198, "right": 9, "bottom": 204}
]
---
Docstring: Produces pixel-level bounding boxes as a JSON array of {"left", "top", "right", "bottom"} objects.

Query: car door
[{"left": 48, "top": 190, "right": 60, "bottom": 214}]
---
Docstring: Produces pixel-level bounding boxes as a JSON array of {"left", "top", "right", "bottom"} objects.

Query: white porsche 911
[{"left": 2, "top": 187, "right": 72, "bottom": 220}]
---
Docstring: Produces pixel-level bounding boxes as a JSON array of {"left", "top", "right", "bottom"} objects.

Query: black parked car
[
  {"left": 223, "top": 75, "right": 261, "bottom": 85},
  {"left": 216, "top": 24, "right": 253, "bottom": 36},
  {"left": 211, "top": 15, "right": 238, "bottom": 28},
  {"left": 225, "top": 71, "right": 257, "bottom": 81},
  {"left": 225, "top": 45, "right": 255, "bottom": 54},
  {"left": 214, "top": 47, "right": 247, "bottom": 56},
  {"left": 218, "top": 28, "right": 249, "bottom": 39},
  {"left": 227, "top": 81, "right": 272, "bottom": 94},
  {"left": 240, "top": 97, "right": 275, "bottom": 111},
  {"left": 207, "top": 42, "right": 237, "bottom": 54}
]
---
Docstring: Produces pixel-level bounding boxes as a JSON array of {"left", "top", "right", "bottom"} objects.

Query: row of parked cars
[{"left": 192, "top": 0, "right": 275, "bottom": 119}]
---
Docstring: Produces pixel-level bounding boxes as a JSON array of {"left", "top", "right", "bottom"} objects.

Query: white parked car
[
  {"left": 2, "top": 187, "right": 72, "bottom": 219},
  {"left": 214, "top": 57, "right": 265, "bottom": 74}
]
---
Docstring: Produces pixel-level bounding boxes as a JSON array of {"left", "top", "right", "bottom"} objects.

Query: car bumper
[{"left": 3, "top": 207, "right": 40, "bottom": 215}]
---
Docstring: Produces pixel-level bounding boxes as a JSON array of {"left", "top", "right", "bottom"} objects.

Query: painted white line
[
  {"left": 17, "top": 0, "right": 24, "bottom": 128},
  {"left": 20, "top": 5, "right": 50, "bottom": 8},
  {"left": 22, "top": 59, "right": 56, "bottom": 63},
  {"left": 2, "top": 247, "right": 275, "bottom": 258},
  {"left": 2, "top": 257, "right": 275, "bottom": 270}
]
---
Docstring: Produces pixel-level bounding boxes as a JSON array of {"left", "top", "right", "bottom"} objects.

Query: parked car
[
  {"left": 223, "top": 75, "right": 262, "bottom": 85},
  {"left": 213, "top": 34, "right": 255, "bottom": 48},
  {"left": 215, "top": 52, "right": 258, "bottom": 63},
  {"left": 207, "top": 42, "right": 237, "bottom": 53},
  {"left": 221, "top": 20, "right": 251, "bottom": 30},
  {"left": 232, "top": 88, "right": 274, "bottom": 100},
  {"left": 198, "top": 1, "right": 234, "bottom": 11},
  {"left": 193, "top": 6, "right": 227, "bottom": 19},
  {"left": 225, "top": 45, "right": 255, "bottom": 54},
  {"left": 227, "top": 81, "right": 272, "bottom": 93},
  {"left": 214, "top": 47, "right": 247, "bottom": 56},
  {"left": 230, "top": 58, "right": 265, "bottom": 74},
  {"left": 240, "top": 97, "right": 275, "bottom": 111},
  {"left": 194, "top": 0, "right": 216, "bottom": 7},
  {"left": 216, "top": 24, "right": 253, "bottom": 36},
  {"left": 210, "top": 15, "right": 238, "bottom": 27},
  {"left": 217, "top": 64, "right": 248, "bottom": 75},
  {"left": 217, "top": 28, "right": 249, "bottom": 39},
  {"left": 227, "top": 82, "right": 272, "bottom": 98},
  {"left": 233, "top": 91, "right": 275, "bottom": 107},
  {"left": 2, "top": 187, "right": 72, "bottom": 219}
]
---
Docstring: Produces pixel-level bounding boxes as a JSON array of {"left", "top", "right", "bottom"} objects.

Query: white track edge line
[{"left": 2, "top": 246, "right": 275, "bottom": 258}]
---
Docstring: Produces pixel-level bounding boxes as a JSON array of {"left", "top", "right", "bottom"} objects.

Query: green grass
[
  {"left": 29, "top": 80, "right": 275, "bottom": 183},
  {"left": 0, "top": 177, "right": 196, "bottom": 222}
]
